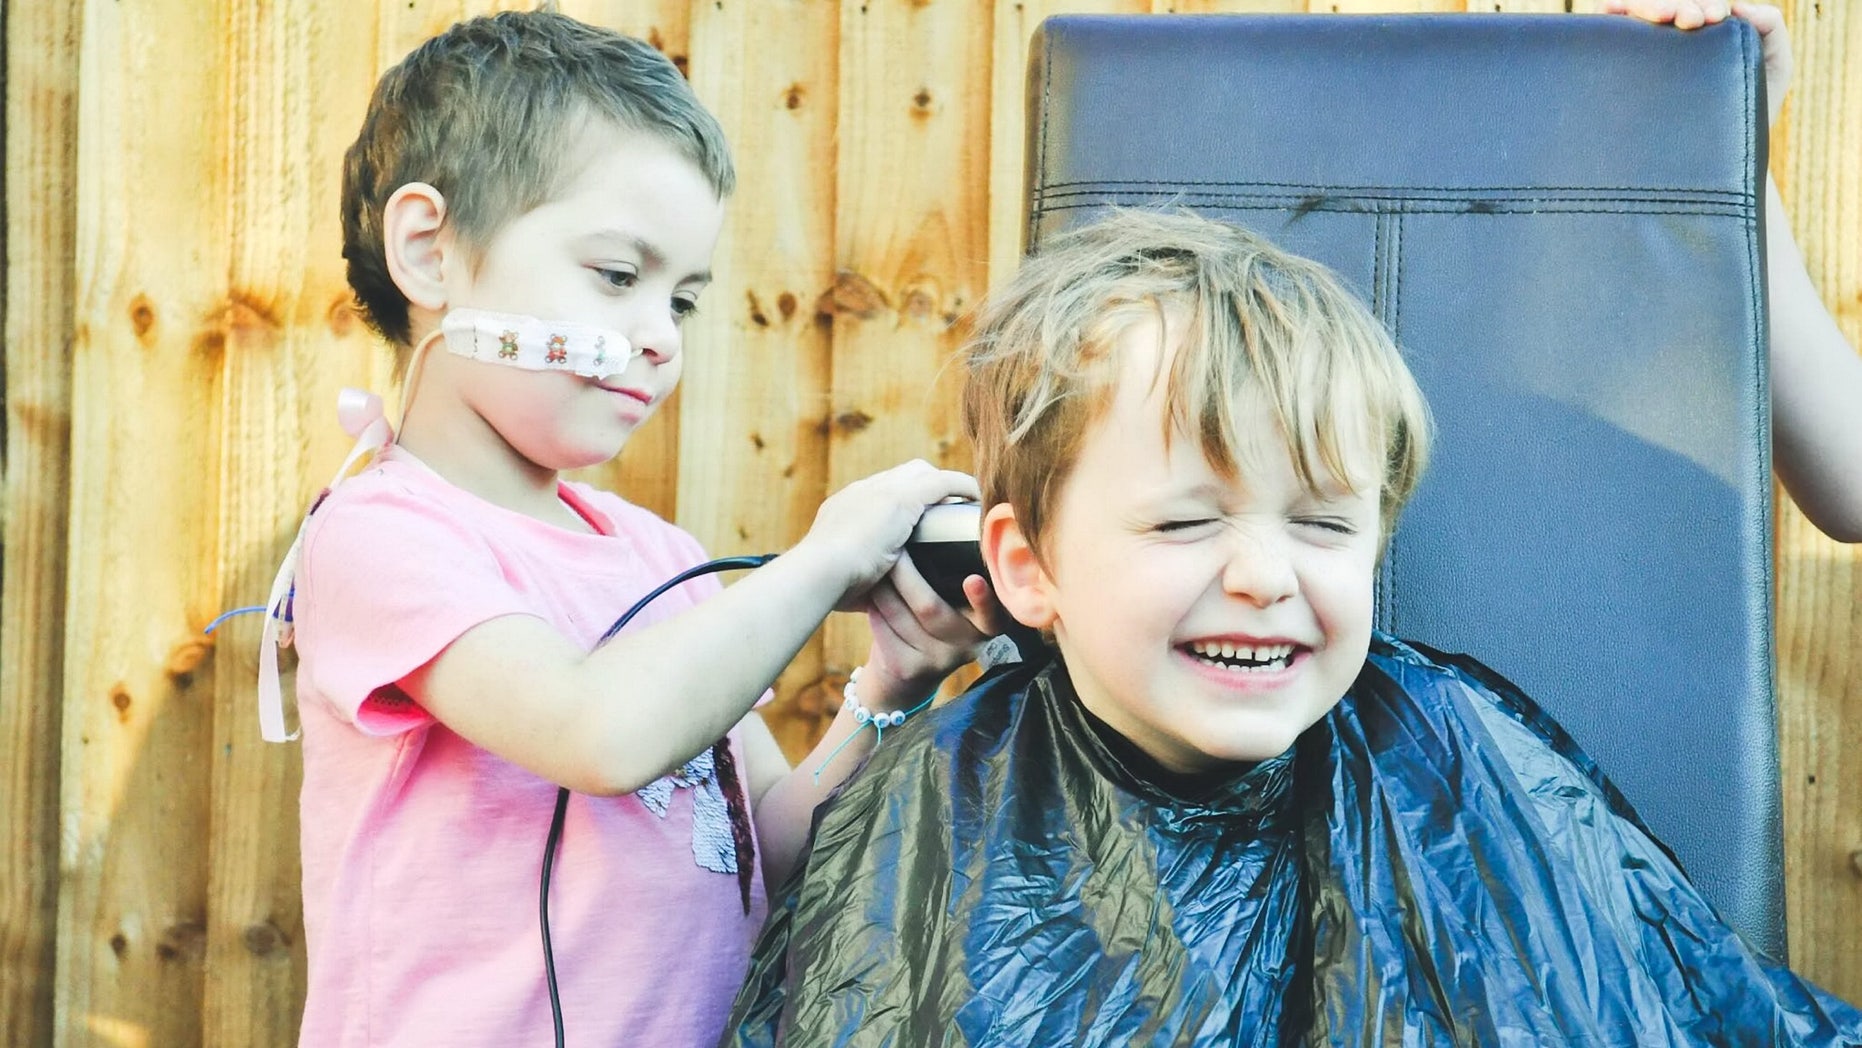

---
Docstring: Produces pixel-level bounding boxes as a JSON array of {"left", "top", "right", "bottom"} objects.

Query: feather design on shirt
[{"left": 637, "top": 748, "right": 738, "bottom": 875}]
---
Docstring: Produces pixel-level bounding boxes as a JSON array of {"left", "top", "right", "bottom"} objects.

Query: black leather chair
[{"left": 1025, "top": 14, "right": 1781, "bottom": 957}]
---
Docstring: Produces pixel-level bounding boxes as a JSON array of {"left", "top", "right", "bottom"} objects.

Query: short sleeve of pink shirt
[{"left": 290, "top": 447, "right": 769, "bottom": 1048}]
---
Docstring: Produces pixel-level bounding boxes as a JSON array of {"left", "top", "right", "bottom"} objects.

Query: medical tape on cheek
[{"left": 440, "top": 308, "right": 639, "bottom": 380}]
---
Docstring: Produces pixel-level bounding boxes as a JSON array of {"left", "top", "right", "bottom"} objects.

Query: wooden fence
[{"left": 2, "top": 1, "right": 1855, "bottom": 1044}]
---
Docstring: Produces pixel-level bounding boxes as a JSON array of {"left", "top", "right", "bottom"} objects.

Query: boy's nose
[{"left": 1220, "top": 534, "right": 1297, "bottom": 607}]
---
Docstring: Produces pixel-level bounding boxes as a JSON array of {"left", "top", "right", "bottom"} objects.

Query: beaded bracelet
[
  {"left": 843, "top": 667, "right": 908, "bottom": 729},
  {"left": 812, "top": 666, "right": 936, "bottom": 782}
]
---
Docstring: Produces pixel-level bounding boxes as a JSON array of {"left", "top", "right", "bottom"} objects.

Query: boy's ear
[
  {"left": 382, "top": 182, "right": 451, "bottom": 313},
  {"left": 981, "top": 502, "right": 1058, "bottom": 631}
]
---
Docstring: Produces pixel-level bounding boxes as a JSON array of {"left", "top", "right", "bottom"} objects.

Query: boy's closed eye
[
  {"left": 1293, "top": 516, "right": 1359, "bottom": 536},
  {"left": 1154, "top": 517, "right": 1220, "bottom": 535}
]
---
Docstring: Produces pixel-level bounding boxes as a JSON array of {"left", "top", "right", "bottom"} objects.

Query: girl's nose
[{"left": 629, "top": 307, "right": 682, "bottom": 365}]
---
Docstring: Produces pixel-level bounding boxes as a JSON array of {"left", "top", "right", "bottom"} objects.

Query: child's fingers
[
  {"left": 1618, "top": 0, "right": 1725, "bottom": 30},
  {"left": 1732, "top": 3, "right": 1785, "bottom": 37},
  {"left": 886, "top": 553, "right": 954, "bottom": 631},
  {"left": 864, "top": 586, "right": 922, "bottom": 659},
  {"left": 874, "top": 458, "right": 980, "bottom": 507},
  {"left": 888, "top": 552, "right": 990, "bottom": 645},
  {"left": 1673, "top": 1, "right": 1715, "bottom": 30},
  {"left": 960, "top": 575, "right": 1012, "bottom": 638},
  {"left": 1603, "top": 0, "right": 1679, "bottom": 23}
]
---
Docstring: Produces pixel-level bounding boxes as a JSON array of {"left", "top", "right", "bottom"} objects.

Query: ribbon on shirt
[{"left": 256, "top": 388, "right": 394, "bottom": 743}]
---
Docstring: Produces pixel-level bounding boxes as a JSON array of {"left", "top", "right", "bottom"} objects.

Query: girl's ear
[
  {"left": 382, "top": 182, "right": 451, "bottom": 313},
  {"left": 981, "top": 502, "right": 1059, "bottom": 631}
]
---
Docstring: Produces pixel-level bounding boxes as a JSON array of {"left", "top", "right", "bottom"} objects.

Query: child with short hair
[
  {"left": 725, "top": 209, "right": 1862, "bottom": 1045},
  {"left": 280, "top": 11, "right": 992, "bottom": 1046}
]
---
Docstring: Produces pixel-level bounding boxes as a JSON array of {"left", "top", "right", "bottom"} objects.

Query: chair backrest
[{"left": 1025, "top": 14, "right": 1782, "bottom": 957}]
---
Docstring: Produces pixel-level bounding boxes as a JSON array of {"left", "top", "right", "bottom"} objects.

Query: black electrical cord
[{"left": 541, "top": 553, "right": 776, "bottom": 1048}]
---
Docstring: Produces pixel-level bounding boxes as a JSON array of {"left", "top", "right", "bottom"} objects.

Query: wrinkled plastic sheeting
[{"left": 727, "top": 635, "right": 1862, "bottom": 1047}]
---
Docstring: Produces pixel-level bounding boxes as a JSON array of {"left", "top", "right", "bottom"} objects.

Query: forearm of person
[
  {"left": 412, "top": 543, "right": 854, "bottom": 796},
  {"left": 1766, "top": 177, "right": 1862, "bottom": 542},
  {"left": 750, "top": 666, "right": 943, "bottom": 893},
  {"left": 748, "top": 707, "right": 872, "bottom": 894}
]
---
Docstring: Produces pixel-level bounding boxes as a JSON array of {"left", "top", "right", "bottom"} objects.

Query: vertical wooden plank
[
  {"left": 828, "top": 0, "right": 994, "bottom": 677},
  {"left": 685, "top": 0, "right": 843, "bottom": 760},
  {"left": 989, "top": 0, "right": 1151, "bottom": 287},
  {"left": 565, "top": 1, "right": 694, "bottom": 523},
  {"left": 0, "top": 5, "right": 81, "bottom": 1047},
  {"left": 1775, "top": 0, "right": 1862, "bottom": 1002},
  {"left": 57, "top": 0, "right": 230, "bottom": 1042},
  {"left": 199, "top": 3, "right": 387, "bottom": 1044}
]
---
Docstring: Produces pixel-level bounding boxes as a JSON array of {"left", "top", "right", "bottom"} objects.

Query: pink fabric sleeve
[
  {"left": 294, "top": 480, "right": 535, "bottom": 735},
  {"left": 580, "top": 488, "right": 775, "bottom": 710}
]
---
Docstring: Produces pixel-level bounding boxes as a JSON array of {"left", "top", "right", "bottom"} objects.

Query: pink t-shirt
[{"left": 292, "top": 446, "right": 768, "bottom": 1047}]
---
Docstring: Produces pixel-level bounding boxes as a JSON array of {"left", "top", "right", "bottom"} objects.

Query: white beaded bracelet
[
  {"left": 842, "top": 667, "right": 908, "bottom": 728},
  {"left": 813, "top": 666, "right": 937, "bottom": 783}
]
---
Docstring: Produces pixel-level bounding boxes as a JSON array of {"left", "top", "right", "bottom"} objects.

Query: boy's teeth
[{"left": 1190, "top": 640, "right": 1295, "bottom": 664}]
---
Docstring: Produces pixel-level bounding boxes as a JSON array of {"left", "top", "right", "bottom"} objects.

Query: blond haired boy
[{"left": 726, "top": 210, "right": 1861, "bottom": 1046}]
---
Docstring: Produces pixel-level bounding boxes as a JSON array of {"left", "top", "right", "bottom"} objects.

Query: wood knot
[
  {"left": 746, "top": 290, "right": 771, "bottom": 328},
  {"left": 777, "top": 292, "right": 798, "bottom": 320},
  {"left": 834, "top": 410, "right": 874, "bottom": 433},
  {"left": 129, "top": 294, "right": 158, "bottom": 346},
  {"left": 155, "top": 920, "right": 207, "bottom": 963},
  {"left": 784, "top": 83, "right": 805, "bottom": 110},
  {"left": 1850, "top": 850, "right": 1862, "bottom": 880},
  {"left": 167, "top": 637, "right": 212, "bottom": 678},
  {"left": 816, "top": 271, "right": 890, "bottom": 322},
  {"left": 328, "top": 294, "right": 360, "bottom": 337},
  {"left": 108, "top": 684, "right": 133, "bottom": 723},
  {"left": 901, "top": 286, "right": 936, "bottom": 320},
  {"left": 912, "top": 87, "right": 934, "bottom": 115},
  {"left": 198, "top": 291, "right": 282, "bottom": 361},
  {"left": 242, "top": 919, "right": 290, "bottom": 957}
]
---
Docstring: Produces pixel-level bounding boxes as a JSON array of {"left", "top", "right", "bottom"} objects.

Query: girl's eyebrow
[{"left": 579, "top": 229, "right": 712, "bottom": 285}]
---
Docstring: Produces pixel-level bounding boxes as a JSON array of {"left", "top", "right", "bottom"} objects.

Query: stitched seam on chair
[
  {"left": 1392, "top": 213, "right": 1405, "bottom": 374},
  {"left": 1372, "top": 211, "right": 1400, "bottom": 634},
  {"left": 1031, "top": 27, "right": 1055, "bottom": 249},
  {"left": 1035, "top": 199, "right": 1753, "bottom": 219},
  {"left": 1741, "top": 21, "right": 1777, "bottom": 794},
  {"left": 1035, "top": 184, "right": 1742, "bottom": 204},
  {"left": 1034, "top": 190, "right": 1753, "bottom": 213},
  {"left": 1372, "top": 212, "right": 1387, "bottom": 325},
  {"left": 1388, "top": 213, "right": 1404, "bottom": 635},
  {"left": 1039, "top": 177, "right": 1752, "bottom": 201},
  {"left": 1741, "top": 22, "right": 1784, "bottom": 955}
]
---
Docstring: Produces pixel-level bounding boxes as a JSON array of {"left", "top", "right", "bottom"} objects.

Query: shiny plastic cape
[{"left": 726, "top": 635, "right": 1862, "bottom": 1047}]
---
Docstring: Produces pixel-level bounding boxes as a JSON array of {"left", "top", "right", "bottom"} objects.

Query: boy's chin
[{"left": 1174, "top": 710, "right": 1336, "bottom": 770}]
